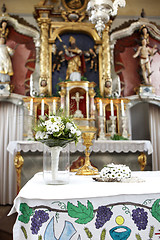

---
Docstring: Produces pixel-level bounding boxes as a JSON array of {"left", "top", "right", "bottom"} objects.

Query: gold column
[
  {"left": 38, "top": 18, "right": 51, "bottom": 96},
  {"left": 101, "top": 22, "right": 112, "bottom": 97}
]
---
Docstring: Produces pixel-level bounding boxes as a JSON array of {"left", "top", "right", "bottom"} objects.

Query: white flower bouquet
[{"left": 34, "top": 114, "right": 81, "bottom": 147}]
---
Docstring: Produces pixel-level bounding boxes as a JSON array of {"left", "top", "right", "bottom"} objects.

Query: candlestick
[
  {"left": 53, "top": 99, "right": 56, "bottom": 114},
  {"left": 29, "top": 98, "right": 33, "bottom": 116},
  {"left": 109, "top": 115, "right": 117, "bottom": 137},
  {"left": 41, "top": 99, "right": 44, "bottom": 116},
  {"left": 121, "top": 99, "right": 125, "bottom": 117},
  {"left": 99, "top": 99, "right": 103, "bottom": 116},
  {"left": 110, "top": 100, "right": 114, "bottom": 116}
]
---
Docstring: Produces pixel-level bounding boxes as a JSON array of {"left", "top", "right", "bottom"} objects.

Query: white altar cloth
[
  {"left": 7, "top": 139, "right": 153, "bottom": 155},
  {"left": 10, "top": 171, "right": 160, "bottom": 240}
]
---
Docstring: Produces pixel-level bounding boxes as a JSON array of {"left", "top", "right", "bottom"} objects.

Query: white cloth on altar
[
  {"left": 7, "top": 139, "right": 153, "bottom": 155},
  {"left": 10, "top": 171, "right": 160, "bottom": 214},
  {"left": 9, "top": 171, "right": 160, "bottom": 240}
]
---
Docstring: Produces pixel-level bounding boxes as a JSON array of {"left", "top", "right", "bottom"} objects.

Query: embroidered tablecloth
[{"left": 9, "top": 171, "right": 160, "bottom": 240}]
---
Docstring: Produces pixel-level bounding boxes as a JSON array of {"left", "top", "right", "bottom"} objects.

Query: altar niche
[
  {"left": 70, "top": 87, "right": 86, "bottom": 118},
  {"left": 50, "top": 32, "right": 100, "bottom": 96}
]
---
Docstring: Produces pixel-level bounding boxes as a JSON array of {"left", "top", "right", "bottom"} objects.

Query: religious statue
[
  {"left": 63, "top": 36, "right": 86, "bottom": 81},
  {"left": 71, "top": 91, "right": 84, "bottom": 118},
  {"left": 85, "top": 46, "right": 98, "bottom": 72},
  {"left": 0, "top": 37, "right": 14, "bottom": 82},
  {"left": 133, "top": 38, "right": 157, "bottom": 85},
  {"left": 52, "top": 44, "right": 65, "bottom": 72},
  {"left": 0, "top": 20, "right": 9, "bottom": 40},
  {"left": 140, "top": 25, "right": 149, "bottom": 44}
]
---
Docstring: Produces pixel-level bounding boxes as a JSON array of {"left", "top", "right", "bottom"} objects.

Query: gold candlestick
[{"left": 76, "top": 132, "right": 99, "bottom": 175}]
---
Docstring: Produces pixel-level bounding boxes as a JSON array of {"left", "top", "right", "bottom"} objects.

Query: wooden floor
[{"left": 0, "top": 205, "right": 17, "bottom": 240}]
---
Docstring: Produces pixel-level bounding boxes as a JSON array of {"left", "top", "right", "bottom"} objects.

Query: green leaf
[
  {"left": 149, "top": 226, "right": 154, "bottom": 238},
  {"left": 21, "top": 226, "right": 28, "bottom": 239},
  {"left": 151, "top": 199, "right": 160, "bottom": 222},
  {"left": 67, "top": 200, "right": 94, "bottom": 224},
  {"left": 84, "top": 227, "right": 93, "bottom": 239},
  {"left": 18, "top": 203, "right": 33, "bottom": 223},
  {"left": 135, "top": 234, "right": 142, "bottom": 240},
  {"left": 101, "top": 229, "right": 106, "bottom": 240}
]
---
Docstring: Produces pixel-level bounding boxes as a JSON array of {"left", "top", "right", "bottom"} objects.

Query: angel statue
[{"left": 52, "top": 44, "right": 65, "bottom": 72}]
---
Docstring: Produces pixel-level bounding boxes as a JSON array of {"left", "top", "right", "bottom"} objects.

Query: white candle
[
  {"left": 29, "top": 98, "right": 33, "bottom": 116},
  {"left": 53, "top": 99, "right": 56, "bottom": 114},
  {"left": 121, "top": 99, "right": 125, "bottom": 117},
  {"left": 110, "top": 100, "right": 114, "bottom": 116},
  {"left": 99, "top": 99, "right": 103, "bottom": 116},
  {"left": 41, "top": 99, "right": 44, "bottom": 116}
]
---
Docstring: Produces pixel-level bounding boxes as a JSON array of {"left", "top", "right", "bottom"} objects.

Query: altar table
[
  {"left": 7, "top": 140, "right": 153, "bottom": 193},
  {"left": 7, "top": 140, "right": 153, "bottom": 155},
  {"left": 9, "top": 171, "right": 160, "bottom": 240}
]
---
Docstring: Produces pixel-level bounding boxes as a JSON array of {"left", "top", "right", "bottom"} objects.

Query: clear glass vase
[{"left": 43, "top": 144, "right": 70, "bottom": 185}]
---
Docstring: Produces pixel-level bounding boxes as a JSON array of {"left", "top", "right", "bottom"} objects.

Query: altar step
[{"left": 0, "top": 205, "right": 17, "bottom": 240}]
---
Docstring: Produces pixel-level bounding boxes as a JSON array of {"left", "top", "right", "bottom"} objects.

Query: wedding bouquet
[{"left": 34, "top": 115, "right": 81, "bottom": 147}]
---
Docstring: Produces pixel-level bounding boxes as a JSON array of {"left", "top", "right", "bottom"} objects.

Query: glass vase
[{"left": 43, "top": 144, "right": 70, "bottom": 185}]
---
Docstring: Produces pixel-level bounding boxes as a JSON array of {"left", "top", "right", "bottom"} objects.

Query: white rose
[
  {"left": 70, "top": 126, "right": 76, "bottom": 134},
  {"left": 35, "top": 131, "right": 45, "bottom": 140},
  {"left": 53, "top": 124, "right": 60, "bottom": 132},
  {"left": 76, "top": 130, "right": 81, "bottom": 137},
  {"left": 66, "top": 122, "right": 73, "bottom": 129}
]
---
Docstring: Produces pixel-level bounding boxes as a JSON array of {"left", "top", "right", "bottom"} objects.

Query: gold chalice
[{"left": 76, "top": 131, "right": 99, "bottom": 175}]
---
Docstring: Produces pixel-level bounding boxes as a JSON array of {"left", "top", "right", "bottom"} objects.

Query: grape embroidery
[
  {"left": 31, "top": 210, "right": 49, "bottom": 234},
  {"left": 95, "top": 206, "right": 113, "bottom": 229},
  {"left": 132, "top": 208, "right": 148, "bottom": 230}
]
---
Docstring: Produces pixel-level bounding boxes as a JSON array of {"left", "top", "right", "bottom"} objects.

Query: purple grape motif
[
  {"left": 132, "top": 208, "right": 148, "bottom": 230},
  {"left": 95, "top": 206, "right": 113, "bottom": 229},
  {"left": 31, "top": 210, "right": 49, "bottom": 234}
]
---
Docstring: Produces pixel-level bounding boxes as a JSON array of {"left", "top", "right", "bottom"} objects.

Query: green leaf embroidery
[
  {"left": 21, "top": 226, "right": 27, "bottom": 239},
  {"left": 67, "top": 200, "right": 94, "bottom": 224},
  {"left": 84, "top": 227, "right": 93, "bottom": 239},
  {"left": 151, "top": 199, "right": 160, "bottom": 222},
  {"left": 149, "top": 226, "right": 154, "bottom": 239},
  {"left": 101, "top": 229, "right": 106, "bottom": 240},
  {"left": 18, "top": 203, "right": 33, "bottom": 223},
  {"left": 38, "top": 235, "right": 42, "bottom": 240},
  {"left": 135, "top": 234, "right": 142, "bottom": 240}
]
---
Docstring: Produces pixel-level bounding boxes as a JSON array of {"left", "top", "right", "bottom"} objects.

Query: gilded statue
[
  {"left": 140, "top": 25, "right": 149, "bottom": 44},
  {"left": 52, "top": 44, "right": 65, "bottom": 72},
  {"left": 0, "top": 20, "right": 9, "bottom": 40},
  {"left": 63, "top": 36, "right": 86, "bottom": 81},
  {"left": 85, "top": 46, "right": 98, "bottom": 72}
]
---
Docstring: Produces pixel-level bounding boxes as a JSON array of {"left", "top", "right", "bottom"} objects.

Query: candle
[
  {"left": 41, "top": 99, "right": 44, "bottom": 116},
  {"left": 29, "top": 98, "right": 33, "bottom": 116},
  {"left": 99, "top": 99, "right": 103, "bottom": 116},
  {"left": 53, "top": 99, "right": 56, "bottom": 114},
  {"left": 110, "top": 100, "right": 114, "bottom": 116},
  {"left": 121, "top": 99, "right": 125, "bottom": 117}
]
